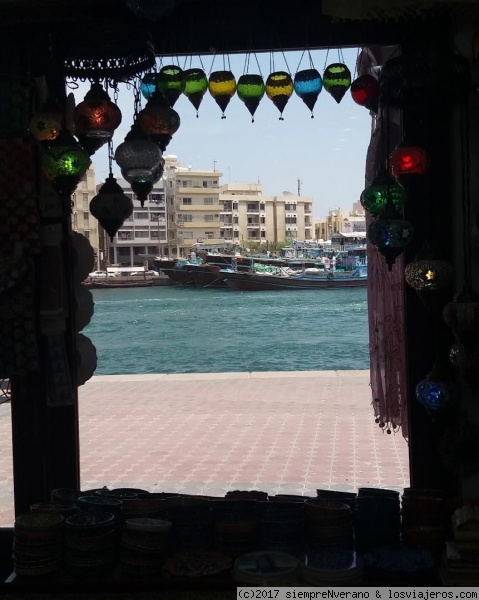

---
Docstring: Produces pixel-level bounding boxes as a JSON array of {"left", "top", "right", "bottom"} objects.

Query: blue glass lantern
[
  {"left": 293, "top": 68, "right": 322, "bottom": 117},
  {"left": 367, "top": 204, "right": 414, "bottom": 270},
  {"left": 140, "top": 73, "right": 157, "bottom": 100},
  {"left": 416, "top": 364, "right": 456, "bottom": 411}
]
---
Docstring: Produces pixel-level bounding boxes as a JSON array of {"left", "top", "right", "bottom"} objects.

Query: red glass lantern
[
  {"left": 137, "top": 90, "right": 180, "bottom": 151},
  {"left": 350, "top": 74, "right": 380, "bottom": 113},
  {"left": 389, "top": 141, "right": 431, "bottom": 192},
  {"left": 74, "top": 83, "right": 122, "bottom": 139}
]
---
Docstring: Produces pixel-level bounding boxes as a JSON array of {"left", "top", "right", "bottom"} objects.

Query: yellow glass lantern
[
  {"left": 208, "top": 70, "right": 236, "bottom": 118},
  {"left": 265, "top": 71, "right": 293, "bottom": 120}
]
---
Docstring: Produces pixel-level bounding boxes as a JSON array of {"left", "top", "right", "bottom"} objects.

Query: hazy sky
[{"left": 71, "top": 47, "right": 373, "bottom": 218}]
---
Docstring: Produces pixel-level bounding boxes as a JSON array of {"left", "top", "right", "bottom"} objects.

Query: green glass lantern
[
  {"left": 42, "top": 129, "right": 91, "bottom": 197},
  {"left": 323, "top": 63, "right": 352, "bottom": 104},
  {"left": 137, "top": 90, "right": 180, "bottom": 151},
  {"left": 208, "top": 70, "right": 237, "bottom": 119},
  {"left": 360, "top": 170, "right": 406, "bottom": 216},
  {"left": 265, "top": 71, "right": 293, "bottom": 120},
  {"left": 183, "top": 68, "right": 208, "bottom": 117},
  {"left": 156, "top": 65, "right": 185, "bottom": 107},
  {"left": 236, "top": 74, "right": 265, "bottom": 122},
  {"left": 29, "top": 98, "right": 63, "bottom": 142}
]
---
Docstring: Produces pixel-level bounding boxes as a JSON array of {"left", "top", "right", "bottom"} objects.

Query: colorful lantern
[
  {"left": 389, "top": 141, "right": 431, "bottom": 192},
  {"left": 77, "top": 133, "right": 108, "bottom": 157},
  {"left": 42, "top": 129, "right": 91, "bottom": 197},
  {"left": 350, "top": 74, "right": 380, "bottom": 113},
  {"left": 137, "top": 90, "right": 180, "bottom": 151},
  {"left": 416, "top": 373, "right": 455, "bottom": 412},
  {"left": 404, "top": 258, "right": 453, "bottom": 292},
  {"left": 360, "top": 170, "right": 406, "bottom": 216},
  {"left": 293, "top": 69, "right": 322, "bottom": 117},
  {"left": 114, "top": 124, "right": 162, "bottom": 181},
  {"left": 74, "top": 82, "right": 122, "bottom": 139},
  {"left": 323, "top": 63, "right": 351, "bottom": 104},
  {"left": 265, "top": 71, "right": 293, "bottom": 120},
  {"left": 156, "top": 65, "right": 185, "bottom": 107},
  {"left": 90, "top": 173, "right": 133, "bottom": 242},
  {"left": 236, "top": 74, "right": 265, "bottom": 122},
  {"left": 367, "top": 204, "right": 414, "bottom": 270},
  {"left": 140, "top": 73, "right": 157, "bottom": 100},
  {"left": 183, "top": 68, "right": 208, "bottom": 116},
  {"left": 208, "top": 70, "right": 237, "bottom": 118},
  {"left": 29, "top": 98, "right": 63, "bottom": 142}
]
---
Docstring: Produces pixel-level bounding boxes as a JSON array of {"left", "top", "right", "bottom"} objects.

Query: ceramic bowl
[{"left": 77, "top": 495, "right": 123, "bottom": 517}]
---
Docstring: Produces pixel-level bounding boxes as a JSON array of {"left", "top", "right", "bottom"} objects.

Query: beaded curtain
[{"left": 359, "top": 47, "right": 409, "bottom": 439}]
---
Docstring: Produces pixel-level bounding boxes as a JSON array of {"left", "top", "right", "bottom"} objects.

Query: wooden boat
[
  {"left": 215, "top": 265, "right": 367, "bottom": 291},
  {"left": 83, "top": 279, "right": 155, "bottom": 289}
]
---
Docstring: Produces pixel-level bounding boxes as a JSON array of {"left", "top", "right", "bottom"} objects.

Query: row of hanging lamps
[{"left": 91, "top": 139, "right": 134, "bottom": 242}]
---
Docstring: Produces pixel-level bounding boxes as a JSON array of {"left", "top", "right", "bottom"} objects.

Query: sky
[{"left": 70, "top": 48, "right": 373, "bottom": 218}]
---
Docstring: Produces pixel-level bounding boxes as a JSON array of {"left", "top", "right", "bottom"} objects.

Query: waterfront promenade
[{"left": 0, "top": 370, "right": 409, "bottom": 526}]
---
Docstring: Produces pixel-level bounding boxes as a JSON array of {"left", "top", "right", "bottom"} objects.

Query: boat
[
  {"left": 83, "top": 279, "right": 155, "bottom": 289},
  {"left": 213, "top": 265, "right": 368, "bottom": 291}
]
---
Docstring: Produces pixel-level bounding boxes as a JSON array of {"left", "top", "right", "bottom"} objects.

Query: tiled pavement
[{"left": 0, "top": 370, "right": 409, "bottom": 527}]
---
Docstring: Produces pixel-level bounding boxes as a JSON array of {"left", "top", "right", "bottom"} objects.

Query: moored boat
[{"left": 216, "top": 265, "right": 367, "bottom": 291}]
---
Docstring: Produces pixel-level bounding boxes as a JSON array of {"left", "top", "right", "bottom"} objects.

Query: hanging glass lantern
[
  {"left": 236, "top": 74, "right": 265, "bottom": 122},
  {"left": 323, "top": 63, "right": 351, "bottom": 104},
  {"left": 156, "top": 65, "right": 185, "bottom": 107},
  {"left": 416, "top": 372, "right": 455, "bottom": 412},
  {"left": 389, "top": 141, "right": 431, "bottom": 191},
  {"left": 360, "top": 169, "right": 406, "bottom": 216},
  {"left": 367, "top": 204, "right": 414, "bottom": 270},
  {"left": 114, "top": 124, "right": 162, "bottom": 181},
  {"left": 350, "top": 74, "right": 380, "bottom": 113},
  {"left": 42, "top": 129, "right": 91, "bottom": 197},
  {"left": 90, "top": 173, "right": 133, "bottom": 241},
  {"left": 183, "top": 68, "right": 208, "bottom": 117},
  {"left": 404, "top": 257, "right": 453, "bottom": 292},
  {"left": 74, "top": 82, "right": 122, "bottom": 139},
  {"left": 140, "top": 73, "right": 157, "bottom": 100},
  {"left": 121, "top": 159, "right": 164, "bottom": 207},
  {"left": 293, "top": 69, "right": 322, "bottom": 117},
  {"left": 265, "top": 71, "right": 293, "bottom": 120},
  {"left": 29, "top": 98, "right": 63, "bottom": 142},
  {"left": 137, "top": 90, "right": 180, "bottom": 151},
  {"left": 208, "top": 70, "right": 237, "bottom": 119}
]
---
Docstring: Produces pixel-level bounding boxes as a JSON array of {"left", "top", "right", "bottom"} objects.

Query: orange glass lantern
[
  {"left": 74, "top": 83, "right": 122, "bottom": 139},
  {"left": 29, "top": 98, "right": 63, "bottom": 142},
  {"left": 137, "top": 90, "right": 180, "bottom": 151}
]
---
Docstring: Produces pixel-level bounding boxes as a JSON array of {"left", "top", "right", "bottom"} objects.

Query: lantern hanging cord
[
  {"left": 295, "top": 49, "right": 306, "bottom": 73},
  {"left": 308, "top": 49, "right": 315, "bottom": 70},
  {"left": 323, "top": 48, "right": 330, "bottom": 71},
  {"left": 108, "top": 138, "right": 114, "bottom": 176}
]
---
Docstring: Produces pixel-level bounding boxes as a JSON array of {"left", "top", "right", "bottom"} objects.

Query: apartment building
[
  {"left": 103, "top": 177, "right": 167, "bottom": 266},
  {"left": 71, "top": 166, "right": 100, "bottom": 263},
  {"left": 164, "top": 155, "right": 223, "bottom": 257},
  {"left": 219, "top": 183, "right": 314, "bottom": 244},
  {"left": 314, "top": 205, "right": 366, "bottom": 242}
]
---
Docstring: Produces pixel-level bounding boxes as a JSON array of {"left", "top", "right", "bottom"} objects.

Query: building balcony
[
  {"left": 175, "top": 204, "right": 223, "bottom": 212},
  {"left": 176, "top": 185, "right": 220, "bottom": 194}
]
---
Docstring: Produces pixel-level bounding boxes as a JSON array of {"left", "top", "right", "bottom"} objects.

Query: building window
[
  {"left": 233, "top": 216, "right": 238, "bottom": 224},
  {"left": 182, "top": 198, "right": 192, "bottom": 205},
  {"left": 203, "top": 181, "right": 208, "bottom": 188},
  {"left": 83, "top": 212, "right": 89, "bottom": 221},
  {"left": 260, "top": 217, "right": 265, "bottom": 224},
  {"left": 151, "top": 193, "right": 165, "bottom": 203},
  {"left": 135, "top": 231, "right": 150, "bottom": 238},
  {"left": 204, "top": 215, "right": 214, "bottom": 222},
  {"left": 179, "top": 214, "right": 193, "bottom": 222},
  {"left": 133, "top": 212, "right": 148, "bottom": 219},
  {"left": 247, "top": 203, "right": 257, "bottom": 210},
  {"left": 233, "top": 231, "right": 239, "bottom": 238},
  {"left": 83, "top": 230, "right": 90, "bottom": 240},
  {"left": 261, "top": 231, "right": 266, "bottom": 238},
  {"left": 183, "top": 232, "right": 193, "bottom": 239},
  {"left": 205, "top": 231, "right": 215, "bottom": 239},
  {"left": 203, "top": 197, "right": 213, "bottom": 205}
]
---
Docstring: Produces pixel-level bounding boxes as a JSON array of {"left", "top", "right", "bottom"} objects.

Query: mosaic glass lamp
[
  {"left": 265, "top": 71, "right": 293, "bottom": 120},
  {"left": 389, "top": 141, "right": 431, "bottom": 192},
  {"left": 137, "top": 90, "right": 180, "bottom": 151},
  {"left": 156, "top": 65, "right": 185, "bottom": 107},
  {"left": 29, "top": 98, "right": 63, "bottom": 142},
  {"left": 360, "top": 170, "right": 406, "bottom": 216},
  {"left": 183, "top": 68, "right": 208, "bottom": 116},
  {"left": 323, "top": 63, "right": 351, "bottom": 104},
  {"left": 236, "top": 74, "right": 265, "bottom": 122},
  {"left": 416, "top": 362, "right": 456, "bottom": 412},
  {"left": 350, "top": 74, "right": 380, "bottom": 113},
  {"left": 293, "top": 68, "right": 322, "bottom": 117},
  {"left": 367, "top": 204, "right": 414, "bottom": 270},
  {"left": 42, "top": 129, "right": 91, "bottom": 197},
  {"left": 404, "top": 257, "right": 453, "bottom": 292},
  {"left": 208, "top": 70, "right": 237, "bottom": 118},
  {"left": 140, "top": 73, "right": 157, "bottom": 100},
  {"left": 74, "top": 83, "right": 122, "bottom": 139},
  {"left": 114, "top": 124, "right": 162, "bottom": 180},
  {"left": 90, "top": 173, "right": 133, "bottom": 242}
]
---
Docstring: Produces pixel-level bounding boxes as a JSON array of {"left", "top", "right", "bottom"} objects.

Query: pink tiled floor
[{"left": 0, "top": 370, "right": 409, "bottom": 526}]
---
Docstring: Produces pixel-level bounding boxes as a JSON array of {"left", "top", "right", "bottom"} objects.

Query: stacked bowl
[
  {"left": 354, "top": 488, "right": 401, "bottom": 552},
  {"left": 212, "top": 499, "right": 258, "bottom": 556},
  {"left": 119, "top": 517, "right": 172, "bottom": 575},
  {"left": 304, "top": 498, "right": 354, "bottom": 549},
  {"left": 258, "top": 499, "right": 305, "bottom": 554},
  {"left": 64, "top": 511, "right": 117, "bottom": 574},
  {"left": 300, "top": 548, "right": 364, "bottom": 586},
  {"left": 13, "top": 512, "right": 64, "bottom": 577}
]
